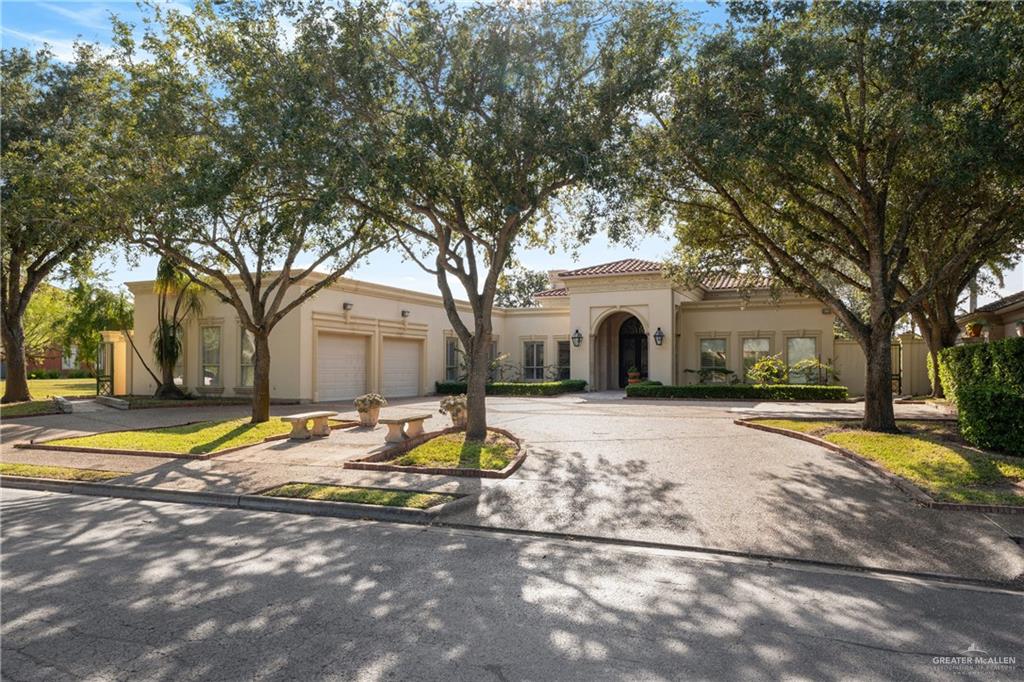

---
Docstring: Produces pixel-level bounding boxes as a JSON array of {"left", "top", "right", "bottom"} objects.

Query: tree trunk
[
  {"left": 1, "top": 320, "right": 31, "bottom": 403},
  {"left": 251, "top": 330, "right": 271, "bottom": 424},
  {"left": 154, "top": 354, "right": 187, "bottom": 399},
  {"left": 862, "top": 331, "right": 897, "bottom": 432},
  {"left": 464, "top": 335, "right": 490, "bottom": 442}
]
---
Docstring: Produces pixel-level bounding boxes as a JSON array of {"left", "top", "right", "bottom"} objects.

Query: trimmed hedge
[
  {"left": 939, "top": 338, "right": 1024, "bottom": 455},
  {"left": 956, "top": 385, "right": 1024, "bottom": 456},
  {"left": 938, "top": 337, "right": 1024, "bottom": 406},
  {"left": 435, "top": 379, "right": 587, "bottom": 396},
  {"left": 625, "top": 383, "right": 849, "bottom": 401}
]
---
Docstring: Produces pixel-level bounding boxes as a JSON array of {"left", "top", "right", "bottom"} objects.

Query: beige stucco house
[{"left": 100, "top": 258, "right": 858, "bottom": 401}]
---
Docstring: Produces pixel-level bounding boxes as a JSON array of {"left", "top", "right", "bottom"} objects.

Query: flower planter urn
[
  {"left": 358, "top": 406, "right": 380, "bottom": 427},
  {"left": 627, "top": 371, "right": 642, "bottom": 385},
  {"left": 965, "top": 323, "right": 983, "bottom": 338},
  {"left": 450, "top": 410, "right": 467, "bottom": 428}
]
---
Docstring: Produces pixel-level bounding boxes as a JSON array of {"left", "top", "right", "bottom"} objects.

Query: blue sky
[{"left": 3, "top": 0, "right": 1021, "bottom": 304}]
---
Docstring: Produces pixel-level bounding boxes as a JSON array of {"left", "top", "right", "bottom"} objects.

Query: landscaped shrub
[
  {"left": 939, "top": 337, "right": 1024, "bottom": 406},
  {"left": 435, "top": 379, "right": 587, "bottom": 396},
  {"left": 65, "top": 369, "right": 95, "bottom": 379},
  {"left": 625, "top": 383, "right": 849, "bottom": 401},
  {"left": 746, "top": 354, "right": 786, "bottom": 385},
  {"left": 956, "top": 385, "right": 1024, "bottom": 456},
  {"left": 938, "top": 337, "right": 1024, "bottom": 454}
]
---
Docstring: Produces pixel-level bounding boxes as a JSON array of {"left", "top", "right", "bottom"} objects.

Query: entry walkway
[{"left": 1, "top": 396, "right": 1020, "bottom": 583}]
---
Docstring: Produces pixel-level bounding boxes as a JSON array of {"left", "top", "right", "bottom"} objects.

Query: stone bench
[
  {"left": 379, "top": 413, "right": 432, "bottom": 444},
  {"left": 281, "top": 411, "right": 336, "bottom": 439}
]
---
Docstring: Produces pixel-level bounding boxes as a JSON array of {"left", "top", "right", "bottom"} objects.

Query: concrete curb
[
  {"left": 0, "top": 475, "right": 474, "bottom": 523},
  {"left": 735, "top": 419, "right": 1024, "bottom": 515}
]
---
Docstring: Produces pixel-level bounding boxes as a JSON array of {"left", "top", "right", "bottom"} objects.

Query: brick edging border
[
  {"left": 344, "top": 426, "right": 527, "bottom": 479},
  {"left": 735, "top": 418, "right": 1024, "bottom": 515},
  {"left": 14, "top": 420, "right": 361, "bottom": 460},
  {"left": 0, "top": 475, "right": 476, "bottom": 522}
]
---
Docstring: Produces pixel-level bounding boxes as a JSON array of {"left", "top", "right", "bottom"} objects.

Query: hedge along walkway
[
  {"left": 39, "top": 418, "right": 348, "bottom": 457},
  {"left": 747, "top": 419, "right": 1024, "bottom": 508},
  {"left": 626, "top": 383, "right": 850, "bottom": 401}
]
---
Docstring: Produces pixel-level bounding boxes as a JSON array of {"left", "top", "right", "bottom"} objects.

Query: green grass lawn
[
  {"left": 45, "top": 417, "right": 319, "bottom": 455},
  {"left": 752, "top": 419, "right": 1024, "bottom": 506},
  {"left": 1, "top": 377, "right": 95, "bottom": 398},
  {"left": 388, "top": 431, "right": 516, "bottom": 470},
  {"left": 0, "top": 462, "right": 123, "bottom": 481},
  {"left": 261, "top": 482, "right": 457, "bottom": 509},
  {"left": 0, "top": 378, "right": 96, "bottom": 418}
]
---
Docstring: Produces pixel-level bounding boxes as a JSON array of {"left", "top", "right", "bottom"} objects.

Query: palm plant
[{"left": 150, "top": 257, "right": 203, "bottom": 398}]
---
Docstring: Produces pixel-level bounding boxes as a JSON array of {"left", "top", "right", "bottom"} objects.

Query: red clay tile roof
[
  {"left": 534, "top": 287, "right": 569, "bottom": 298},
  {"left": 536, "top": 259, "right": 772, "bottom": 296},
  {"left": 557, "top": 259, "right": 663, "bottom": 278}
]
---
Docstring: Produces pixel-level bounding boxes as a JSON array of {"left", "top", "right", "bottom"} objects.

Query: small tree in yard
[
  {"left": 1, "top": 47, "right": 129, "bottom": 403},
  {"left": 319, "top": 0, "right": 679, "bottom": 440},
  {"left": 639, "top": 2, "right": 1024, "bottom": 431},
  {"left": 118, "top": 0, "right": 383, "bottom": 422},
  {"left": 150, "top": 258, "right": 203, "bottom": 399}
]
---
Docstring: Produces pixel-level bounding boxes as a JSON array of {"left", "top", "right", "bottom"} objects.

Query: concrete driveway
[{"left": 2, "top": 395, "right": 1022, "bottom": 582}]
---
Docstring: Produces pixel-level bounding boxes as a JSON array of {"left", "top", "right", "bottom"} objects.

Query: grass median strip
[
  {"left": 388, "top": 431, "right": 516, "bottom": 470},
  {"left": 0, "top": 462, "right": 123, "bottom": 482},
  {"left": 261, "top": 483, "right": 457, "bottom": 509},
  {"left": 752, "top": 419, "right": 1024, "bottom": 506},
  {"left": 45, "top": 417, "right": 342, "bottom": 455}
]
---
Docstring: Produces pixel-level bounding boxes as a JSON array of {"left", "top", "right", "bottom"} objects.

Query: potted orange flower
[
  {"left": 965, "top": 322, "right": 983, "bottom": 338},
  {"left": 627, "top": 365, "right": 642, "bottom": 384}
]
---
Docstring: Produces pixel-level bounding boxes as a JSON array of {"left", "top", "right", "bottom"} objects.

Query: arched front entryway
[
  {"left": 617, "top": 316, "right": 648, "bottom": 387},
  {"left": 591, "top": 312, "right": 648, "bottom": 390}
]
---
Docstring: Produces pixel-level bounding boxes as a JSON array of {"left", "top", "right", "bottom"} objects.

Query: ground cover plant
[
  {"left": 388, "top": 431, "right": 517, "bottom": 471},
  {"left": 751, "top": 419, "right": 1024, "bottom": 506},
  {"left": 261, "top": 483, "right": 456, "bottom": 510}
]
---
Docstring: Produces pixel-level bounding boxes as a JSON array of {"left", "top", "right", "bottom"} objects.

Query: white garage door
[
  {"left": 317, "top": 333, "right": 367, "bottom": 401},
  {"left": 382, "top": 339, "right": 421, "bottom": 398}
]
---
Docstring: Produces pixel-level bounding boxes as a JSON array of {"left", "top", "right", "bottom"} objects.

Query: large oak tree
[
  {"left": 316, "top": 0, "right": 679, "bottom": 440},
  {"left": 640, "top": 2, "right": 1024, "bottom": 431},
  {"left": 1, "top": 47, "right": 129, "bottom": 402},
  {"left": 118, "top": 0, "right": 384, "bottom": 422}
]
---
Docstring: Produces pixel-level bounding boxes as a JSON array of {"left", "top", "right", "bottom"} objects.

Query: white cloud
[
  {"left": 2, "top": 27, "right": 81, "bottom": 61},
  {"left": 38, "top": 2, "right": 111, "bottom": 30}
]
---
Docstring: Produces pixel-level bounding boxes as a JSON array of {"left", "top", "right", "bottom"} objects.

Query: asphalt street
[{"left": 1, "top": 488, "right": 1021, "bottom": 681}]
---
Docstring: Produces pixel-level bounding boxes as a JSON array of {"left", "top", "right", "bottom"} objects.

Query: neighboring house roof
[
  {"left": 534, "top": 287, "right": 569, "bottom": 298},
  {"left": 557, "top": 258, "right": 663, "bottom": 278},
  {"left": 974, "top": 289, "right": 1024, "bottom": 314}
]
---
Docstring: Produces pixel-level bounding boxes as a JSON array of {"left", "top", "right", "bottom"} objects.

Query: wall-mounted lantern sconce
[
  {"left": 342, "top": 302, "right": 354, "bottom": 311},
  {"left": 401, "top": 309, "right": 411, "bottom": 318},
  {"left": 653, "top": 327, "right": 665, "bottom": 346},
  {"left": 571, "top": 329, "right": 583, "bottom": 347}
]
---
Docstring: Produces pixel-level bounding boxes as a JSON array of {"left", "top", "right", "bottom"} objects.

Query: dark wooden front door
[{"left": 618, "top": 316, "right": 648, "bottom": 388}]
